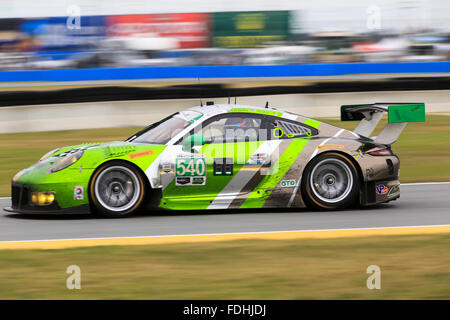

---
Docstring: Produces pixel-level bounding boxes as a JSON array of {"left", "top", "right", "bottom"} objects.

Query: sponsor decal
[
  {"left": 366, "top": 168, "right": 375, "bottom": 177},
  {"left": 245, "top": 153, "right": 267, "bottom": 166},
  {"left": 375, "top": 184, "right": 388, "bottom": 195},
  {"left": 175, "top": 176, "right": 206, "bottom": 186},
  {"left": 74, "top": 186, "right": 84, "bottom": 200},
  {"left": 317, "top": 144, "right": 345, "bottom": 149},
  {"left": 161, "top": 162, "right": 173, "bottom": 173},
  {"left": 192, "top": 177, "right": 206, "bottom": 185},
  {"left": 388, "top": 184, "right": 400, "bottom": 196},
  {"left": 129, "top": 149, "right": 154, "bottom": 159},
  {"left": 176, "top": 177, "right": 191, "bottom": 186},
  {"left": 280, "top": 179, "right": 296, "bottom": 187},
  {"left": 176, "top": 153, "right": 205, "bottom": 158}
]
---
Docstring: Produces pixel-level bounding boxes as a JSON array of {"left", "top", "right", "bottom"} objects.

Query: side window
[
  {"left": 201, "top": 114, "right": 265, "bottom": 144},
  {"left": 268, "top": 118, "right": 317, "bottom": 139},
  {"left": 202, "top": 118, "right": 228, "bottom": 142}
]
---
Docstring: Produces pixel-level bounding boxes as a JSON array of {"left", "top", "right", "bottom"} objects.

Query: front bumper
[{"left": 8, "top": 183, "right": 90, "bottom": 214}]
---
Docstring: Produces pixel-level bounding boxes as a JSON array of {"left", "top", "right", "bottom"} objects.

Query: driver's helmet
[{"left": 224, "top": 117, "right": 252, "bottom": 128}]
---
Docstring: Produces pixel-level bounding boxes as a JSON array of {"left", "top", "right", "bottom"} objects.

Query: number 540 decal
[
  {"left": 176, "top": 157, "right": 206, "bottom": 176},
  {"left": 175, "top": 157, "right": 206, "bottom": 186}
]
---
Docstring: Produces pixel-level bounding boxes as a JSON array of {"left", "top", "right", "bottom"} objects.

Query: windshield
[{"left": 129, "top": 111, "right": 202, "bottom": 145}]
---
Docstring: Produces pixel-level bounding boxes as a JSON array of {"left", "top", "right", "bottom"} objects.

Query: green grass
[
  {"left": 1, "top": 115, "right": 449, "bottom": 197},
  {"left": 1, "top": 234, "right": 450, "bottom": 299}
]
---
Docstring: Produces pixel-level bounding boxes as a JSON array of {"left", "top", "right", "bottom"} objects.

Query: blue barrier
[{"left": 1, "top": 62, "right": 450, "bottom": 83}]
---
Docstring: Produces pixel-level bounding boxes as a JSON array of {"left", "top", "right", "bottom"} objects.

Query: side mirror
[{"left": 182, "top": 134, "right": 205, "bottom": 153}]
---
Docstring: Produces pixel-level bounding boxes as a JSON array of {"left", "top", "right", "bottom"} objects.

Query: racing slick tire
[
  {"left": 301, "top": 152, "right": 359, "bottom": 210},
  {"left": 89, "top": 161, "right": 146, "bottom": 217}
]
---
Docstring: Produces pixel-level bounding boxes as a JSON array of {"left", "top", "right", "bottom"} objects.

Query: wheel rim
[
  {"left": 94, "top": 166, "right": 141, "bottom": 212},
  {"left": 309, "top": 158, "right": 353, "bottom": 203}
]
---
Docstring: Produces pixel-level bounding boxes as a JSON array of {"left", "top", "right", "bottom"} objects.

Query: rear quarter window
[{"left": 268, "top": 118, "right": 318, "bottom": 139}]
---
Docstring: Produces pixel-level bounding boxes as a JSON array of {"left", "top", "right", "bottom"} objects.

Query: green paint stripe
[
  {"left": 189, "top": 114, "right": 204, "bottom": 124},
  {"left": 304, "top": 118, "right": 321, "bottom": 129},
  {"left": 240, "top": 138, "right": 310, "bottom": 209},
  {"left": 229, "top": 108, "right": 283, "bottom": 117}
]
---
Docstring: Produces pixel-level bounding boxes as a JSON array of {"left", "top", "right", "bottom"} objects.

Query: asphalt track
[{"left": 0, "top": 183, "right": 449, "bottom": 242}]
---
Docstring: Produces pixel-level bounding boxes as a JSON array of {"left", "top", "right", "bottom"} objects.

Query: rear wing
[{"left": 341, "top": 103, "right": 425, "bottom": 145}]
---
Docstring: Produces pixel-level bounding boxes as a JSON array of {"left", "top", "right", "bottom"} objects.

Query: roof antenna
[
  {"left": 265, "top": 101, "right": 269, "bottom": 108},
  {"left": 198, "top": 77, "right": 203, "bottom": 107}
]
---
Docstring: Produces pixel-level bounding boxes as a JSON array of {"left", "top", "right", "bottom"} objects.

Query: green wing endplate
[{"left": 387, "top": 104, "right": 425, "bottom": 123}]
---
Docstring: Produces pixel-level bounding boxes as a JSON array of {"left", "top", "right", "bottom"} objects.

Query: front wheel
[
  {"left": 301, "top": 153, "right": 359, "bottom": 210},
  {"left": 89, "top": 162, "right": 146, "bottom": 217}
]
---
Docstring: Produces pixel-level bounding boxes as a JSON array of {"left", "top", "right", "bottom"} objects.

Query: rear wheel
[
  {"left": 302, "top": 153, "right": 359, "bottom": 210},
  {"left": 89, "top": 162, "right": 146, "bottom": 217}
]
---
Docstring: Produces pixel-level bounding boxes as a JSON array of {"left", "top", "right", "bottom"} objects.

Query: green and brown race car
[{"left": 5, "top": 102, "right": 425, "bottom": 217}]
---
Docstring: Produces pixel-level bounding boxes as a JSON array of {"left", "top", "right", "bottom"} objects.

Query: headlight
[
  {"left": 40, "top": 148, "right": 61, "bottom": 161},
  {"left": 47, "top": 150, "right": 84, "bottom": 173},
  {"left": 31, "top": 192, "right": 55, "bottom": 206}
]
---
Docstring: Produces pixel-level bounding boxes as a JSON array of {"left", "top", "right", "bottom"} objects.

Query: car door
[{"left": 161, "top": 113, "right": 270, "bottom": 203}]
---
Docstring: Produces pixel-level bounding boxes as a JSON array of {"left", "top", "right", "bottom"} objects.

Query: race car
[{"left": 5, "top": 102, "right": 425, "bottom": 217}]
